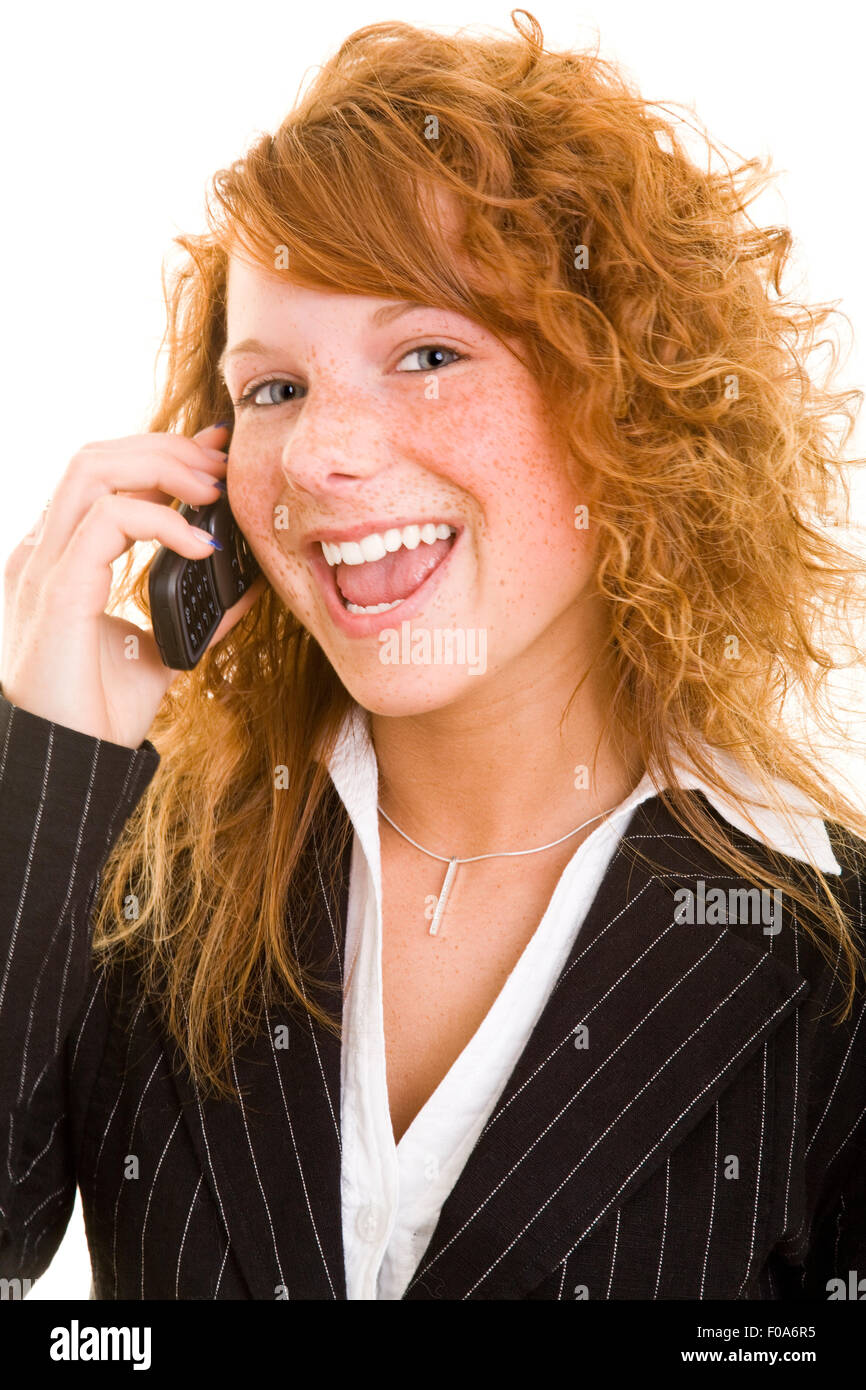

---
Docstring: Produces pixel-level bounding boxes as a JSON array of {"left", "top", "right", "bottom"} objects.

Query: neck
[{"left": 371, "top": 610, "right": 645, "bottom": 858}]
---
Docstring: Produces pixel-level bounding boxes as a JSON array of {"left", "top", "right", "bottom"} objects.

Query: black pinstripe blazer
[{"left": 1, "top": 690, "right": 865, "bottom": 1301}]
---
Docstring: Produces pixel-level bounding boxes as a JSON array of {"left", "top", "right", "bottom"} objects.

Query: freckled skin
[{"left": 224, "top": 254, "right": 598, "bottom": 718}]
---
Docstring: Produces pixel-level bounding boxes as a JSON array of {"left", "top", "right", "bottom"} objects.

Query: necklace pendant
[{"left": 429, "top": 857, "right": 459, "bottom": 936}]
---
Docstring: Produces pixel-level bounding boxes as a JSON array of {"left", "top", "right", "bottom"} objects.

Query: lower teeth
[{"left": 343, "top": 597, "right": 405, "bottom": 615}]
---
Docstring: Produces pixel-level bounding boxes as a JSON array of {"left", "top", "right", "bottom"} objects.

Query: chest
[{"left": 377, "top": 832, "right": 586, "bottom": 1144}]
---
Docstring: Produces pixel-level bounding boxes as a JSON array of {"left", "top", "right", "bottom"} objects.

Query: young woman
[{"left": 1, "top": 11, "right": 865, "bottom": 1301}]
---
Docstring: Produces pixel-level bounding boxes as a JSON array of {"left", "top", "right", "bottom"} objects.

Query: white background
[{"left": 2, "top": 0, "right": 864, "bottom": 1298}]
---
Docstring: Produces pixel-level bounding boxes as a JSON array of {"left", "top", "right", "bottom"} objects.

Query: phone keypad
[{"left": 180, "top": 559, "right": 219, "bottom": 656}]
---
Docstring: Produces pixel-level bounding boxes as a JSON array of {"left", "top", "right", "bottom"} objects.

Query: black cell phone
[{"left": 148, "top": 494, "right": 261, "bottom": 670}]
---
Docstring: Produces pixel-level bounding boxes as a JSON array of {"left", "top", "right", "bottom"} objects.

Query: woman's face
[{"left": 222, "top": 254, "right": 600, "bottom": 716}]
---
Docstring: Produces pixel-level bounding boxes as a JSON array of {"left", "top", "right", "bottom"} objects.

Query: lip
[{"left": 307, "top": 524, "right": 464, "bottom": 637}]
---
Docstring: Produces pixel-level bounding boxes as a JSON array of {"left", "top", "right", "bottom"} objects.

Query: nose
[{"left": 277, "top": 384, "right": 393, "bottom": 498}]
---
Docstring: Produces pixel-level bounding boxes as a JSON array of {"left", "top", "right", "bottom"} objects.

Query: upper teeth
[{"left": 321, "top": 523, "right": 455, "bottom": 566}]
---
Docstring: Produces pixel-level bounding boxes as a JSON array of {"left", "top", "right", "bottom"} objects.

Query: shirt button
[{"left": 355, "top": 1204, "right": 384, "bottom": 1243}]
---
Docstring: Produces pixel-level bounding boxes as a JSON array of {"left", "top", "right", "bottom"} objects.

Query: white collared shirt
[{"left": 327, "top": 705, "right": 840, "bottom": 1300}]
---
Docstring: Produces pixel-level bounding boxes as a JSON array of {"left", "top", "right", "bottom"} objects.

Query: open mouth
[{"left": 320, "top": 522, "right": 458, "bottom": 614}]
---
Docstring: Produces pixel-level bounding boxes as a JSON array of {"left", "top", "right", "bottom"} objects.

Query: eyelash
[{"left": 231, "top": 344, "right": 465, "bottom": 410}]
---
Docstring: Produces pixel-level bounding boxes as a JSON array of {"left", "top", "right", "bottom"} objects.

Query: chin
[{"left": 337, "top": 663, "right": 490, "bottom": 718}]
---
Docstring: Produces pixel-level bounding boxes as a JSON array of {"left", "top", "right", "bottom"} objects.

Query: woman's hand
[{"left": 1, "top": 422, "right": 266, "bottom": 749}]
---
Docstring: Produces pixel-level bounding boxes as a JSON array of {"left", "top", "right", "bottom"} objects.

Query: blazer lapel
[
  {"left": 168, "top": 782, "right": 353, "bottom": 1300},
  {"left": 169, "top": 783, "right": 811, "bottom": 1301},
  {"left": 402, "top": 791, "right": 811, "bottom": 1300}
]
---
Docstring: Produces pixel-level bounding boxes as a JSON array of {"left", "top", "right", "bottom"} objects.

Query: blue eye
[
  {"left": 233, "top": 345, "right": 463, "bottom": 410},
  {"left": 234, "top": 379, "right": 304, "bottom": 409},
  {"left": 395, "top": 346, "right": 462, "bottom": 372}
]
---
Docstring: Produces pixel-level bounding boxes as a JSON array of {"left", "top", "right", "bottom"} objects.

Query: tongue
[{"left": 336, "top": 537, "right": 453, "bottom": 607}]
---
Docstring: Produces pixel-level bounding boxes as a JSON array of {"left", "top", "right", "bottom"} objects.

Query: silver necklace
[{"left": 377, "top": 802, "right": 620, "bottom": 936}]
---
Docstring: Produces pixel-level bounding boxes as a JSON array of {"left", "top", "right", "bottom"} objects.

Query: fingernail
[
  {"left": 191, "top": 527, "right": 223, "bottom": 549},
  {"left": 193, "top": 421, "right": 230, "bottom": 440},
  {"left": 191, "top": 468, "right": 227, "bottom": 491}
]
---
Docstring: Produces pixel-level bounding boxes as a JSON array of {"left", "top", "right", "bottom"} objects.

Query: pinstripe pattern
[
  {"left": 654, "top": 1156, "right": 670, "bottom": 1298},
  {"left": 262, "top": 974, "right": 338, "bottom": 1298},
  {"left": 1, "top": 690, "right": 864, "bottom": 1299},
  {"left": 699, "top": 1102, "right": 719, "bottom": 1297}
]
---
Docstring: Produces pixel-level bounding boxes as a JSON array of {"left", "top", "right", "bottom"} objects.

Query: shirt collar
[{"left": 325, "top": 703, "right": 841, "bottom": 877}]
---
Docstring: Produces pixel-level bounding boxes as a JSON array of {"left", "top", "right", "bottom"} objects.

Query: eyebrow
[{"left": 217, "top": 299, "right": 442, "bottom": 380}]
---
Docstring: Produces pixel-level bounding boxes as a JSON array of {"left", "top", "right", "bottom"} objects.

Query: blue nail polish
[
  {"left": 212, "top": 478, "right": 228, "bottom": 493},
  {"left": 207, "top": 537, "right": 224, "bottom": 550},
  {"left": 215, "top": 420, "right": 232, "bottom": 430}
]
